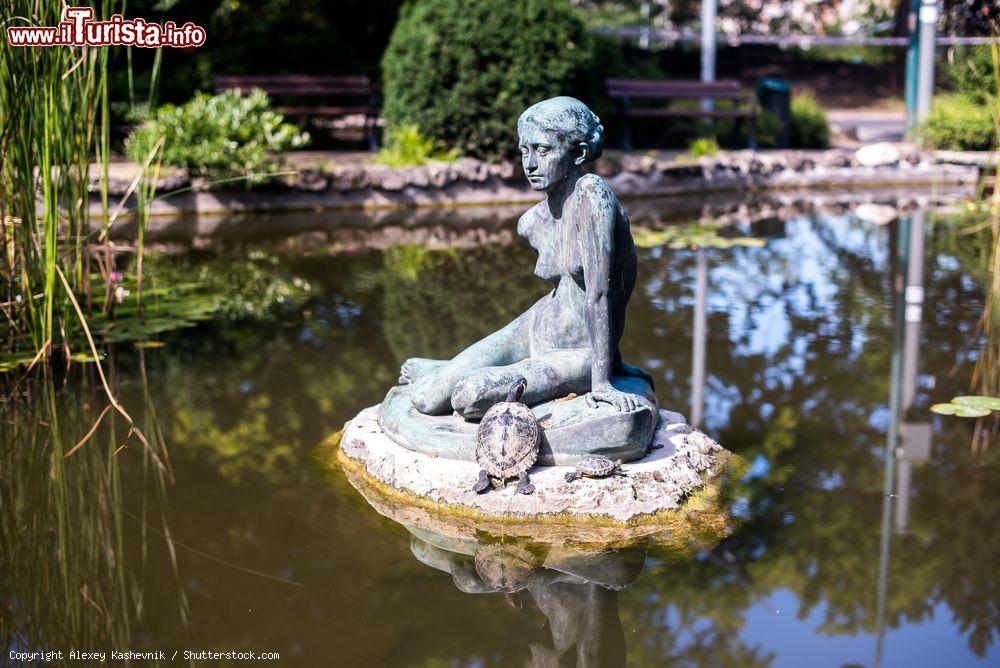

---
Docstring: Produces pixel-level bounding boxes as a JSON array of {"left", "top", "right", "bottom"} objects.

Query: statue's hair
[{"left": 517, "top": 96, "right": 603, "bottom": 163}]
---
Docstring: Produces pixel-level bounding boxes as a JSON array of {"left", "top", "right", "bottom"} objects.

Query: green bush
[
  {"left": 949, "top": 45, "right": 998, "bottom": 106},
  {"left": 381, "top": 0, "right": 593, "bottom": 161},
  {"left": 686, "top": 137, "right": 720, "bottom": 158},
  {"left": 790, "top": 93, "right": 830, "bottom": 148},
  {"left": 918, "top": 94, "right": 997, "bottom": 151},
  {"left": 373, "top": 123, "right": 459, "bottom": 167},
  {"left": 125, "top": 90, "right": 309, "bottom": 179}
]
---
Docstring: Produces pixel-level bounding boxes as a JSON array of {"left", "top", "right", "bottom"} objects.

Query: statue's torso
[{"left": 519, "top": 176, "right": 636, "bottom": 356}]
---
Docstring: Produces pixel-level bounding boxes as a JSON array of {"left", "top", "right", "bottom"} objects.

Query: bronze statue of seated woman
[{"left": 381, "top": 96, "right": 658, "bottom": 465}]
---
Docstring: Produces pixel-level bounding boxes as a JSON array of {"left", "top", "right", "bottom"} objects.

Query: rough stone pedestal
[{"left": 336, "top": 404, "right": 731, "bottom": 542}]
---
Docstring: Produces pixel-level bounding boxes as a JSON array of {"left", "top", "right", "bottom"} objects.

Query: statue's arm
[
  {"left": 580, "top": 178, "right": 615, "bottom": 386},
  {"left": 580, "top": 177, "right": 637, "bottom": 412}
]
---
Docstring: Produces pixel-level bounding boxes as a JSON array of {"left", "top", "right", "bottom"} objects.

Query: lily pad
[
  {"left": 930, "top": 402, "right": 991, "bottom": 418},
  {"left": 69, "top": 352, "right": 106, "bottom": 364},
  {"left": 952, "top": 395, "right": 1000, "bottom": 411}
]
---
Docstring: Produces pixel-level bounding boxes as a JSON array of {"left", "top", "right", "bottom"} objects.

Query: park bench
[
  {"left": 606, "top": 79, "right": 757, "bottom": 150},
  {"left": 214, "top": 75, "right": 379, "bottom": 151}
]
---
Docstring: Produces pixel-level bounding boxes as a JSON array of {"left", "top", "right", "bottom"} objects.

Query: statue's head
[{"left": 517, "top": 96, "right": 603, "bottom": 192}]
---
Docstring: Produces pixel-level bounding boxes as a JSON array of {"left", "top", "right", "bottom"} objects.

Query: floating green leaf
[
  {"left": 930, "top": 402, "right": 992, "bottom": 418},
  {"left": 69, "top": 352, "right": 105, "bottom": 364},
  {"left": 952, "top": 395, "right": 1000, "bottom": 411},
  {"left": 632, "top": 225, "right": 766, "bottom": 250}
]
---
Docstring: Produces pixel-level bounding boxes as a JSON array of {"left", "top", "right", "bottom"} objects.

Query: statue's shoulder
[{"left": 576, "top": 173, "right": 617, "bottom": 205}]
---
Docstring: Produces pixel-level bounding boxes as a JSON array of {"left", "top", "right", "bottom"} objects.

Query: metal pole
[
  {"left": 915, "top": 0, "right": 938, "bottom": 121},
  {"left": 895, "top": 209, "right": 927, "bottom": 534},
  {"left": 691, "top": 250, "right": 707, "bottom": 427},
  {"left": 700, "top": 0, "right": 717, "bottom": 112},
  {"left": 875, "top": 215, "right": 910, "bottom": 668},
  {"left": 640, "top": 0, "right": 651, "bottom": 50},
  {"left": 904, "top": 0, "right": 920, "bottom": 129}
]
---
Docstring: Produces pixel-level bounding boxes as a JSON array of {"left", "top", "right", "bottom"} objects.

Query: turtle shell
[
  {"left": 475, "top": 400, "right": 540, "bottom": 480},
  {"left": 575, "top": 454, "right": 618, "bottom": 477},
  {"left": 474, "top": 544, "right": 538, "bottom": 593}
]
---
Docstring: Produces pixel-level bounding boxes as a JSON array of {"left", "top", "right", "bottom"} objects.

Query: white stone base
[{"left": 337, "top": 404, "right": 728, "bottom": 524}]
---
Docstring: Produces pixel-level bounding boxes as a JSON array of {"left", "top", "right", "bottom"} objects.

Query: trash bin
[{"left": 756, "top": 78, "right": 791, "bottom": 148}]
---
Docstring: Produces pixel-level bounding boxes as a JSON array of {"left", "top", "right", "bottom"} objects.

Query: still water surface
[{"left": 2, "top": 201, "right": 998, "bottom": 667}]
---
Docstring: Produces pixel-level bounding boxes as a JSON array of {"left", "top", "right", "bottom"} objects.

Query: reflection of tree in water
[
  {"left": 381, "top": 244, "right": 542, "bottom": 362},
  {"left": 625, "top": 210, "right": 1000, "bottom": 658},
  {"left": 134, "top": 249, "right": 398, "bottom": 485},
  {"left": 13, "top": 210, "right": 994, "bottom": 663}
]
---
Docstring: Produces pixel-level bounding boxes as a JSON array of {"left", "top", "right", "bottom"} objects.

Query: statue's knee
[
  {"left": 411, "top": 378, "right": 451, "bottom": 415},
  {"left": 451, "top": 376, "right": 487, "bottom": 419}
]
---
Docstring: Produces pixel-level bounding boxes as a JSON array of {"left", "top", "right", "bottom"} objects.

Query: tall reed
[{"left": 0, "top": 1, "right": 117, "bottom": 359}]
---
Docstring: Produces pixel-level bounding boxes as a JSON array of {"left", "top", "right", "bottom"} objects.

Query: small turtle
[
  {"left": 564, "top": 455, "right": 627, "bottom": 482},
  {"left": 473, "top": 377, "right": 540, "bottom": 495}
]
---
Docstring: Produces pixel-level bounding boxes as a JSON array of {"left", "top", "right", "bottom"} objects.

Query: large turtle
[
  {"left": 564, "top": 455, "right": 626, "bottom": 482},
  {"left": 473, "top": 377, "right": 540, "bottom": 495}
]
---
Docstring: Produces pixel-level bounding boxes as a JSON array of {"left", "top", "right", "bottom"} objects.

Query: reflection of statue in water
[
  {"left": 411, "top": 534, "right": 635, "bottom": 667},
  {"left": 399, "top": 97, "right": 653, "bottom": 420}
]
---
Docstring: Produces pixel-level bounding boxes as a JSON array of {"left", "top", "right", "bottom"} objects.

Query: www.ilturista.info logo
[{"left": 6, "top": 7, "right": 206, "bottom": 48}]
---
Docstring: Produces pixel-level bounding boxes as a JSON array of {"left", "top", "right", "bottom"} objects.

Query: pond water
[{"left": 2, "top": 199, "right": 998, "bottom": 667}]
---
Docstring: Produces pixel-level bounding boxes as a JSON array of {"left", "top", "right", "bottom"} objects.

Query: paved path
[{"left": 826, "top": 110, "right": 906, "bottom": 146}]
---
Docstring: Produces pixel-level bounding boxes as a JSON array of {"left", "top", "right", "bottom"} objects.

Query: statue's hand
[{"left": 586, "top": 383, "right": 639, "bottom": 412}]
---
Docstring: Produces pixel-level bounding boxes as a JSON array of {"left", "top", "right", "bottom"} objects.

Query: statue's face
[{"left": 518, "top": 122, "right": 585, "bottom": 192}]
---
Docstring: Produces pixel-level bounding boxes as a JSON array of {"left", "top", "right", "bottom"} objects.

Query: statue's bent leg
[
  {"left": 450, "top": 349, "right": 591, "bottom": 419},
  {"left": 409, "top": 315, "right": 532, "bottom": 415}
]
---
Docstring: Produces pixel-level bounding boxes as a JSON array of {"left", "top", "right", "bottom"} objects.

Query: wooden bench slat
[
  {"left": 218, "top": 85, "right": 373, "bottom": 96},
  {"left": 608, "top": 78, "right": 741, "bottom": 91},
  {"left": 622, "top": 108, "right": 756, "bottom": 118},
  {"left": 216, "top": 75, "right": 371, "bottom": 86},
  {"left": 213, "top": 74, "right": 380, "bottom": 149},
  {"left": 279, "top": 105, "right": 378, "bottom": 116},
  {"left": 609, "top": 89, "right": 742, "bottom": 100},
  {"left": 606, "top": 77, "right": 758, "bottom": 149}
]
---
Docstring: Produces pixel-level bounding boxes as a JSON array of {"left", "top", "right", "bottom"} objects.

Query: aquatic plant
[
  {"left": 632, "top": 224, "right": 765, "bottom": 250},
  {"left": 930, "top": 395, "right": 1000, "bottom": 418},
  {"left": 0, "top": 1, "right": 115, "bottom": 357}
]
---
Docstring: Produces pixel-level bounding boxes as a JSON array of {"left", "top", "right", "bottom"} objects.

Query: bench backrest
[
  {"left": 214, "top": 75, "right": 373, "bottom": 97},
  {"left": 607, "top": 78, "right": 744, "bottom": 100}
]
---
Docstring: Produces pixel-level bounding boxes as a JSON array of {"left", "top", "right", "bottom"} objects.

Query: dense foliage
[
  {"left": 126, "top": 90, "right": 309, "bottom": 179},
  {"left": 949, "top": 45, "right": 999, "bottom": 106},
  {"left": 919, "top": 94, "right": 997, "bottom": 150},
  {"left": 381, "top": 0, "right": 594, "bottom": 160},
  {"left": 790, "top": 93, "right": 830, "bottom": 148},
  {"left": 374, "top": 124, "right": 458, "bottom": 167},
  {"left": 119, "top": 0, "right": 403, "bottom": 103}
]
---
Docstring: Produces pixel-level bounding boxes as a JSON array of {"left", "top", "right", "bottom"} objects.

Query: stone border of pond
[
  {"left": 89, "top": 145, "right": 986, "bottom": 224},
  {"left": 334, "top": 404, "right": 734, "bottom": 546}
]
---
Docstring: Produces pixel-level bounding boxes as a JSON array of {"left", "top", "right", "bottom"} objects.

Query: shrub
[
  {"left": 686, "top": 137, "right": 720, "bottom": 158},
  {"left": 125, "top": 90, "right": 309, "bottom": 179},
  {"left": 918, "top": 94, "right": 996, "bottom": 151},
  {"left": 789, "top": 93, "right": 830, "bottom": 148},
  {"left": 373, "top": 123, "right": 459, "bottom": 167},
  {"left": 949, "top": 45, "right": 998, "bottom": 106},
  {"left": 381, "top": 0, "right": 593, "bottom": 162}
]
